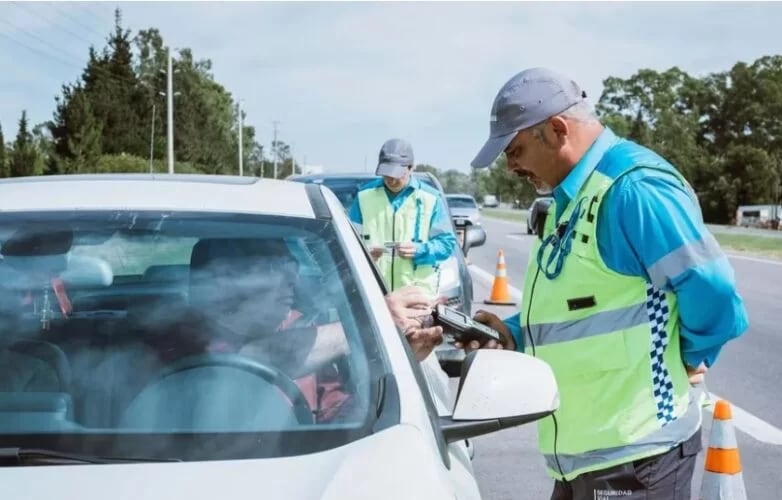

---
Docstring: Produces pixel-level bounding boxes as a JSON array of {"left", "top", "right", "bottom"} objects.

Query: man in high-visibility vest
[
  {"left": 349, "top": 138, "right": 456, "bottom": 298},
  {"left": 462, "top": 67, "right": 749, "bottom": 499}
]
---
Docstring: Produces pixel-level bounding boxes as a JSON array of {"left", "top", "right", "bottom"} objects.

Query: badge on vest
[{"left": 567, "top": 295, "right": 596, "bottom": 311}]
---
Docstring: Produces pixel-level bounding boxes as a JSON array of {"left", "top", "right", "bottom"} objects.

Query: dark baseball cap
[
  {"left": 376, "top": 138, "right": 414, "bottom": 178},
  {"left": 471, "top": 67, "right": 587, "bottom": 168}
]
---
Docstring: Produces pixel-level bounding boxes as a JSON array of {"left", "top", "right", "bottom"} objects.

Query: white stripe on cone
[
  {"left": 701, "top": 471, "right": 747, "bottom": 500},
  {"left": 710, "top": 418, "right": 739, "bottom": 449}
]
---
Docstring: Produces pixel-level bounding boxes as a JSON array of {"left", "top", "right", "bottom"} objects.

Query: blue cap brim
[
  {"left": 470, "top": 132, "right": 516, "bottom": 169},
  {"left": 376, "top": 163, "right": 408, "bottom": 178}
]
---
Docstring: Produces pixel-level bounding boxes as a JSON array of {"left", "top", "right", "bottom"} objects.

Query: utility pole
[
  {"left": 149, "top": 103, "right": 156, "bottom": 173},
  {"left": 166, "top": 48, "right": 174, "bottom": 174},
  {"left": 290, "top": 142, "right": 296, "bottom": 175},
  {"left": 272, "top": 121, "right": 279, "bottom": 179},
  {"left": 237, "top": 100, "right": 244, "bottom": 176}
]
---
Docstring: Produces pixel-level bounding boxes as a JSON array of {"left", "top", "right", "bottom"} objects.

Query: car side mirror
[
  {"left": 439, "top": 350, "right": 559, "bottom": 443},
  {"left": 462, "top": 225, "right": 486, "bottom": 252}
]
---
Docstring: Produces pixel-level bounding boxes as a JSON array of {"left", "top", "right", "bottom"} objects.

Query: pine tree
[{"left": 10, "top": 111, "right": 40, "bottom": 177}]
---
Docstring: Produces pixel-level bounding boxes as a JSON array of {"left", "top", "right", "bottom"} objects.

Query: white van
[{"left": 482, "top": 195, "right": 499, "bottom": 208}]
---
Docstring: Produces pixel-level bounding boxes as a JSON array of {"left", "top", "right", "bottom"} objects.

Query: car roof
[
  {"left": 445, "top": 193, "right": 476, "bottom": 199},
  {"left": 0, "top": 174, "right": 318, "bottom": 218}
]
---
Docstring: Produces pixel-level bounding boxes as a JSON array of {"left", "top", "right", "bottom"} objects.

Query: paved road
[{"left": 461, "top": 217, "right": 782, "bottom": 500}]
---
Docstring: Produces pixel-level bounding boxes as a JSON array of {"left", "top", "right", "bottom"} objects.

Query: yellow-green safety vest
[
  {"left": 358, "top": 185, "right": 440, "bottom": 297},
  {"left": 520, "top": 140, "right": 702, "bottom": 481}
]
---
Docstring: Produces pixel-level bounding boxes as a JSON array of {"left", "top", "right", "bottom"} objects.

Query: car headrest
[
  {"left": 188, "top": 239, "right": 294, "bottom": 308},
  {"left": 190, "top": 238, "right": 292, "bottom": 271},
  {"left": 0, "top": 254, "right": 113, "bottom": 290},
  {"left": 60, "top": 255, "right": 114, "bottom": 287}
]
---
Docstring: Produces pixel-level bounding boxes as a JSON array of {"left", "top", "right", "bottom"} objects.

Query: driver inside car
[
  {"left": 196, "top": 249, "right": 350, "bottom": 422},
  {"left": 166, "top": 241, "right": 354, "bottom": 424}
]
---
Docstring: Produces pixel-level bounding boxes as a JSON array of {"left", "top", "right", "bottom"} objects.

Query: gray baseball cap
[
  {"left": 376, "top": 138, "right": 414, "bottom": 178},
  {"left": 471, "top": 67, "right": 587, "bottom": 168}
]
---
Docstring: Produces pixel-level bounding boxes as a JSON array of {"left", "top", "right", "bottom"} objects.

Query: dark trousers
[{"left": 551, "top": 427, "right": 702, "bottom": 500}]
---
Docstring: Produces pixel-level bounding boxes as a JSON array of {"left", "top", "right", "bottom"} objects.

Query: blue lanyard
[{"left": 536, "top": 197, "right": 587, "bottom": 280}]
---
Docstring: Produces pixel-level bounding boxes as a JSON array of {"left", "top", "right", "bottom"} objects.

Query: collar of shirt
[
  {"left": 553, "top": 127, "right": 618, "bottom": 221},
  {"left": 384, "top": 174, "right": 421, "bottom": 208}
]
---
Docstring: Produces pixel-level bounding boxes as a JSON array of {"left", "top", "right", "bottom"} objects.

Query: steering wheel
[{"left": 129, "top": 352, "right": 314, "bottom": 427}]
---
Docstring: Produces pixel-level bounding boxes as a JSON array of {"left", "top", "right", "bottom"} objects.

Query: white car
[{"left": 0, "top": 174, "right": 558, "bottom": 500}]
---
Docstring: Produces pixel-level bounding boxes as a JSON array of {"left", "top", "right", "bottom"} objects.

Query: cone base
[{"left": 700, "top": 470, "right": 747, "bottom": 500}]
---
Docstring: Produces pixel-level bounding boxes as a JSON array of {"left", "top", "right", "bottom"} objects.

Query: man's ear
[
  {"left": 548, "top": 116, "right": 570, "bottom": 145},
  {"left": 549, "top": 116, "right": 570, "bottom": 138}
]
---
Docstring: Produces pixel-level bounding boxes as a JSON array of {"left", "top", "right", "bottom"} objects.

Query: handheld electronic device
[{"left": 432, "top": 304, "right": 501, "bottom": 345}]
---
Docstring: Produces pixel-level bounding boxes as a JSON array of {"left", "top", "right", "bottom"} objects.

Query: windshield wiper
[{"left": 0, "top": 447, "right": 182, "bottom": 466}]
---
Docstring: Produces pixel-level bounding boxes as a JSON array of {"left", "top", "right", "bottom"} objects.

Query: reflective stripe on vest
[
  {"left": 520, "top": 141, "right": 700, "bottom": 481},
  {"left": 357, "top": 186, "right": 439, "bottom": 296}
]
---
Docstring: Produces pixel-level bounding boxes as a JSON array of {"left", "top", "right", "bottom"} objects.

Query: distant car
[
  {"left": 481, "top": 194, "right": 499, "bottom": 208},
  {"left": 444, "top": 194, "right": 482, "bottom": 228},
  {"left": 0, "top": 173, "right": 560, "bottom": 500},
  {"left": 287, "top": 171, "right": 486, "bottom": 377},
  {"left": 526, "top": 196, "right": 554, "bottom": 235}
]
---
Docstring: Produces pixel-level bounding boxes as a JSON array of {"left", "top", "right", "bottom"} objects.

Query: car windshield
[
  {"left": 0, "top": 210, "right": 391, "bottom": 462},
  {"left": 446, "top": 197, "right": 478, "bottom": 209}
]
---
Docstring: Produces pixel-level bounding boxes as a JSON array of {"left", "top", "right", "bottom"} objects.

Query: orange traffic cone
[
  {"left": 484, "top": 250, "right": 516, "bottom": 306},
  {"left": 700, "top": 399, "right": 747, "bottom": 500}
]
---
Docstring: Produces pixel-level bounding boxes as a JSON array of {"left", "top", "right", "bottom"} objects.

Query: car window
[
  {"left": 0, "top": 210, "right": 392, "bottom": 462},
  {"left": 445, "top": 197, "right": 478, "bottom": 209}
]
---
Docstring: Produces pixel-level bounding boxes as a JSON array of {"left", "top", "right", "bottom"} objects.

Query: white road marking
[
  {"left": 469, "top": 264, "right": 782, "bottom": 446},
  {"left": 706, "top": 393, "right": 782, "bottom": 446}
]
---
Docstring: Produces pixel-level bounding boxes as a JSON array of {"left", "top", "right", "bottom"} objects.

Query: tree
[
  {"left": 50, "top": 85, "right": 103, "bottom": 173},
  {"left": 82, "top": 9, "right": 144, "bottom": 156},
  {"left": 10, "top": 111, "right": 42, "bottom": 177}
]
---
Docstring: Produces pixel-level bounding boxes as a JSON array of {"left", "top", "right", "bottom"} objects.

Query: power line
[
  {"left": 0, "top": 20, "right": 150, "bottom": 89},
  {"left": 0, "top": 30, "right": 78, "bottom": 70},
  {"left": 11, "top": 2, "right": 100, "bottom": 48},
  {"left": 0, "top": 18, "right": 85, "bottom": 68},
  {"left": 45, "top": 2, "right": 109, "bottom": 41}
]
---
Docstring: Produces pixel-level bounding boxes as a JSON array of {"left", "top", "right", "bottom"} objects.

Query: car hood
[{"left": 2, "top": 425, "right": 456, "bottom": 500}]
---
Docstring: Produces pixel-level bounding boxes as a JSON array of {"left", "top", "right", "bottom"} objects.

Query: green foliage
[
  {"left": 597, "top": 59, "right": 782, "bottom": 223},
  {"left": 93, "top": 154, "right": 202, "bottom": 174},
  {"left": 10, "top": 111, "right": 43, "bottom": 177}
]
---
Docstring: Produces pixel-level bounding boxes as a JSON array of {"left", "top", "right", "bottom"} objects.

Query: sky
[{"left": 2, "top": 1, "right": 782, "bottom": 174}]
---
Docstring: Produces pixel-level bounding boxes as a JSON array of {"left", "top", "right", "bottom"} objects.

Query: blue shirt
[
  {"left": 348, "top": 176, "right": 457, "bottom": 267},
  {"left": 504, "top": 127, "right": 749, "bottom": 369}
]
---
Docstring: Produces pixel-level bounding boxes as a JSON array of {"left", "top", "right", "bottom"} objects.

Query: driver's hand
[
  {"left": 404, "top": 324, "right": 443, "bottom": 362},
  {"left": 369, "top": 246, "right": 384, "bottom": 261},
  {"left": 454, "top": 310, "right": 515, "bottom": 353}
]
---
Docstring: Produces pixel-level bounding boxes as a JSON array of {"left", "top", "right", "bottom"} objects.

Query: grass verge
[
  {"left": 714, "top": 234, "right": 782, "bottom": 260},
  {"left": 482, "top": 209, "right": 526, "bottom": 224},
  {"left": 483, "top": 210, "right": 782, "bottom": 260}
]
